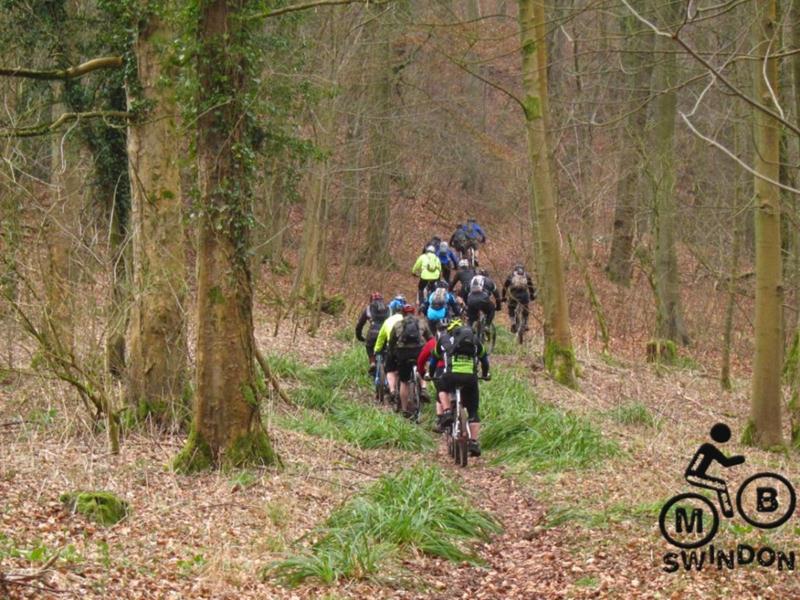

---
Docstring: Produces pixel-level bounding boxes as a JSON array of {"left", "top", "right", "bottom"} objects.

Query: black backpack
[
  {"left": 367, "top": 300, "right": 389, "bottom": 325},
  {"left": 396, "top": 316, "right": 423, "bottom": 348},
  {"left": 451, "top": 325, "right": 477, "bottom": 357}
]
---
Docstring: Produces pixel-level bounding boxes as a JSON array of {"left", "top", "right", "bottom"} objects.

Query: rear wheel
[
  {"left": 456, "top": 409, "right": 469, "bottom": 467},
  {"left": 487, "top": 323, "right": 497, "bottom": 354},
  {"left": 409, "top": 373, "right": 421, "bottom": 423},
  {"left": 375, "top": 362, "right": 386, "bottom": 404}
]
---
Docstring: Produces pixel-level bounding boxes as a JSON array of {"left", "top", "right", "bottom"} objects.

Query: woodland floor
[{"left": 2, "top": 307, "right": 800, "bottom": 599}]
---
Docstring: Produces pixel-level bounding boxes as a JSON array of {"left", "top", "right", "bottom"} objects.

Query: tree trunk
[
  {"left": 126, "top": 13, "right": 188, "bottom": 429},
  {"left": 362, "top": 6, "right": 393, "bottom": 268},
  {"left": 650, "top": 0, "right": 688, "bottom": 348},
  {"left": 606, "top": 2, "right": 654, "bottom": 285},
  {"left": 747, "top": 0, "right": 783, "bottom": 448},
  {"left": 173, "top": 0, "right": 277, "bottom": 472},
  {"left": 518, "top": 0, "right": 576, "bottom": 387}
]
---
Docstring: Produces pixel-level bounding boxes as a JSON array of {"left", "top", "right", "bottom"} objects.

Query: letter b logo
[{"left": 757, "top": 487, "right": 778, "bottom": 513}]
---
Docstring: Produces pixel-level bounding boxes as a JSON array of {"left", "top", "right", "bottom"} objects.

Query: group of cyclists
[{"left": 354, "top": 218, "right": 537, "bottom": 458}]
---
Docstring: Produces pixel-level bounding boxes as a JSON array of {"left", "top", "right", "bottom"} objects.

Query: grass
[
  {"left": 267, "top": 465, "right": 501, "bottom": 586},
  {"left": 606, "top": 401, "right": 658, "bottom": 428},
  {"left": 263, "top": 353, "right": 313, "bottom": 381},
  {"left": 545, "top": 500, "right": 663, "bottom": 529},
  {"left": 278, "top": 346, "right": 434, "bottom": 452},
  {"left": 480, "top": 370, "right": 617, "bottom": 472}
]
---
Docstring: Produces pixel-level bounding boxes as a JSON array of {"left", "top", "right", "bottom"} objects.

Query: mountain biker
[
  {"left": 373, "top": 307, "right": 405, "bottom": 405},
  {"left": 387, "top": 304, "right": 430, "bottom": 418},
  {"left": 412, "top": 245, "right": 442, "bottom": 305},
  {"left": 466, "top": 268, "right": 501, "bottom": 328},
  {"left": 422, "top": 280, "right": 462, "bottom": 331},
  {"left": 388, "top": 294, "right": 408, "bottom": 315},
  {"left": 502, "top": 265, "right": 537, "bottom": 333},
  {"left": 450, "top": 259, "right": 476, "bottom": 303},
  {"left": 355, "top": 292, "right": 390, "bottom": 375},
  {"left": 417, "top": 319, "right": 449, "bottom": 433},
  {"left": 422, "top": 235, "right": 442, "bottom": 254},
  {"left": 450, "top": 218, "right": 486, "bottom": 257},
  {"left": 436, "top": 241, "right": 459, "bottom": 283},
  {"left": 433, "top": 318, "right": 490, "bottom": 456}
]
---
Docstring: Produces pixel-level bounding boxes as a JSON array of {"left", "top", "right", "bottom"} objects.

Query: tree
[
  {"left": 173, "top": 0, "right": 278, "bottom": 472},
  {"left": 518, "top": 0, "right": 576, "bottom": 386},
  {"left": 746, "top": 0, "right": 783, "bottom": 448},
  {"left": 126, "top": 4, "right": 188, "bottom": 428}
]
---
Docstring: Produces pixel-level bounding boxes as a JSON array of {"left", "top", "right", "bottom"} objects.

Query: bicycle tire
[
  {"left": 410, "top": 370, "right": 421, "bottom": 423},
  {"left": 457, "top": 410, "right": 469, "bottom": 467},
  {"left": 375, "top": 361, "right": 386, "bottom": 404},
  {"left": 487, "top": 323, "right": 497, "bottom": 354},
  {"left": 515, "top": 305, "right": 524, "bottom": 345}
]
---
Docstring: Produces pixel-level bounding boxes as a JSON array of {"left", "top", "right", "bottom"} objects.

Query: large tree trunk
[
  {"left": 747, "top": 0, "right": 783, "bottom": 448},
  {"left": 606, "top": 1, "right": 654, "bottom": 285},
  {"left": 649, "top": 0, "right": 688, "bottom": 349},
  {"left": 126, "top": 14, "right": 188, "bottom": 429},
  {"left": 518, "top": 0, "right": 576, "bottom": 387},
  {"left": 362, "top": 6, "right": 393, "bottom": 268},
  {"left": 173, "top": 0, "right": 277, "bottom": 472}
]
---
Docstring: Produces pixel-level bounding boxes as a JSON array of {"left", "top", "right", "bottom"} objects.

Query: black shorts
[
  {"left": 365, "top": 329, "right": 379, "bottom": 357},
  {"left": 438, "top": 372, "right": 480, "bottom": 422},
  {"left": 391, "top": 347, "right": 422, "bottom": 382}
]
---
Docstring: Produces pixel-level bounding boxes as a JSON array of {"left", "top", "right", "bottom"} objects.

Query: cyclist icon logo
[{"left": 659, "top": 423, "right": 797, "bottom": 550}]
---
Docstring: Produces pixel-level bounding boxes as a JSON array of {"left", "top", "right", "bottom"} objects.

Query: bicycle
[
  {"left": 445, "top": 376, "right": 488, "bottom": 467},
  {"left": 374, "top": 354, "right": 390, "bottom": 404},
  {"left": 658, "top": 471, "right": 796, "bottom": 549},
  {"left": 407, "top": 366, "right": 422, "bottom": 423},
  {"left": 513, "top": 301, "right": 526, "bottom": 345},
  {"left": 472, "top": 311, "right": 496, "bottom": 354}
]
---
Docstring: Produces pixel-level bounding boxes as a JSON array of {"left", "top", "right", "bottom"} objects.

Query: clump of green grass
[
  {"left": 480, "top": 372, "right": 617, "bottom": 472},
  {"left": 267, "top": 465, "right": 501, "bottom": 586},
  {"left": 280, "top": 347, "right": 433, "bottom": 451},
  {"left": 264, "top": 353, "right": 313, "bottom": 381},
  {"left": 606, "top": 401, "right": 658, "bottom": 428}
]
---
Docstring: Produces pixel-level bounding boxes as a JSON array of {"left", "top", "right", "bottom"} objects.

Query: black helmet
[{"left": 513, "top": 264, "right": 524, "bottom": 274}]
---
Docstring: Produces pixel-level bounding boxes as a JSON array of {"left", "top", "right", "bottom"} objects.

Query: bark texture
[
  {"left": 126, "top": 14, "right": 188, "bottom": 428},
  {"left": 518, "top": 0, "right": 576, "bottom": 387}
]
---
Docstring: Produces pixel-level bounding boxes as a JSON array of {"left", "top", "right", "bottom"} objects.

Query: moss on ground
[{"left": 60, "top": 491, "right": 129, "bottom": 525}]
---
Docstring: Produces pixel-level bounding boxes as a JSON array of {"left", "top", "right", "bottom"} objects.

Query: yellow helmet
[{"left": 447, "top": 318, "right": 463, "bottom": 332}]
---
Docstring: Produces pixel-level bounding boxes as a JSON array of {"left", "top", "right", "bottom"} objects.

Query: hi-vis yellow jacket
[{"left": 412, "top": 251, "right": 442, "bottom": 281}]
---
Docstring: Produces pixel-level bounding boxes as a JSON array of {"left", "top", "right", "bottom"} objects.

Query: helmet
[
  {"left": 513, "top": 264, "right": 524, "bottom": 274},
  {"left": 467, "top": 217, "right": 476, "bottom": 222},
  {"left": 447, "top": 318, "right": 463, "bottom": 331},
  {"left": 439, "top": 241, "right": 448, "bottom": 251},
  {"left": 436, "top": 318, "right": 450, "bottom": 331},
  {"left": 458, "top": 259, "right": 469, "bottom": 268},
  {"left": 393, "top": 294, "right": 406, "bottom": 303},
  {"left": 478, "top": 268, "right": 488, "bottom": 276},
  {"left": 401, "top": 304, "right": 416, "bottom": 315},
  {"left": 425, "top": 245, "right": 435, "bottom": 253},
  {"left": 434, "top": 279, "right": 448, "bottom": 289},
  {"left": 370, "top": 291, "right": 383, "bottom": 301}
]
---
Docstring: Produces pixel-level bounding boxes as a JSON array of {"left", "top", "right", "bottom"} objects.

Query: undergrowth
[
  {"left": 480, "top": 371, "right": 617, "bottom": 472},
  {"left": 267, "top": 465, "right": 501, "bottom": 586},
  {"left": 278, "top": 347, "right": 434, "bottom": 451},
  {"left": 606, "top": 401, "right": 658, "bottom": 428}
]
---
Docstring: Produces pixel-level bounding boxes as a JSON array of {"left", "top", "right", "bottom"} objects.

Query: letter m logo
[{"left": 675, "top": 508, "right": 704, "bottom": 533}]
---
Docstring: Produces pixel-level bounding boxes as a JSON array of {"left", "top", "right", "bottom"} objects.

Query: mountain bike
[
  {"left": 446, "top": 376, "right": 488, "bottom": 467},
  {"left": 407, "top": 366, "right": 422, "bottom": 423},
  {"left": 466, "top": 246, "right": 476, "bottom": 269},
  {"left": 447, "top": 386, "right": 470, "bottom": 467},
  {"left": 658, "top": 472, "right": 796, "bottom": 549},
  {"left": 513, "top": 302, "right": 526, "bottom": 345},
  {"left": 374, "top": 354, "right": 389, "bottom": 404},
  {"left": 472, "top": 311, "right": 496, "bottom": 354}
]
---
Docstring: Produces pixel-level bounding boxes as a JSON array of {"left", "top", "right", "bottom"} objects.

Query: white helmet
[
  {"left": 458, "top": 259, "right": 469, "bottom": 268},
  {"left": 425, "top": 245, "right": 435, "bottom": 253}
]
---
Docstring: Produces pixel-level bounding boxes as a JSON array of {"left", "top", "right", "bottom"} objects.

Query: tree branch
[
  {"left": 1, "top": 111, "right": 130, "bottom": 138},
  {"left": 0, "top": 56, "right": 123, "bottom": 80},
  {"left": 256, "top": 0, "right": 391, "bottom": 19}
]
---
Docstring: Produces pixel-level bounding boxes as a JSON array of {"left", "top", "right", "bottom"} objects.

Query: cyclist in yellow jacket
[{"left": 412, "top": 245, "right": 442, "bottom": 305}]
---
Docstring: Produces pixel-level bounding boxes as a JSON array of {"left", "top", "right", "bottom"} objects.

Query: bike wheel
[
  {"left": 515, "top": 307, "right": 524, "bottom": 345},
  {"left": 487, "top": 323, "right": 497, "bottom": 354},
  {"left": 409, "top": 374, "right": 420, "bottom": 423},
  {"left": 457, "top": 411, "right": 469, "bottom": 467},
  {"left": 375, "top": 363, "right": 385, "bottom": 404}
]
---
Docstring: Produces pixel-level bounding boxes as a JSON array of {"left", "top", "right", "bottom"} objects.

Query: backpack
[
  {"left": 510, "top": 272, "right": 528, "bottom": 291},
  {"left": 367, "top": 300, "right": 389, "bottom": 325},
  {"left": 451, "top": 326, "right": 477, "bottom": 357},
  {"left": 430, "top": 287, "right": 448, "bottom": 310},
  {"left": 452, "top": 228, "right": 467, "bottom": 246},
  {"left": 470, "top": 274, "right": 485, "bottom": 293},
  {"left": 466, "top": 222, "right": 477, "bottom": 236},
  {"left": 396, "top": 316, "right": 423, "bottom": 348}
]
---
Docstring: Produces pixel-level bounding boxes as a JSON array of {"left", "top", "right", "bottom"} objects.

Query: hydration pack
[
  {"left": 396, "top": 316, "right": 423, "bottom": 348},
  {"left": 451, "top": 326, "right": 477, "bottom": 357},
  {"left": 510, "top": 272, "right": 527, "bottom": 291},
  {"left": 367, "top": 300, "right": 389, "bottom": 325},
  {"left": 452, "top": 228, "right": 467, "bottom": 246},
  {"left": 470, "top": 275, "right": 486, "bottom": 293}
]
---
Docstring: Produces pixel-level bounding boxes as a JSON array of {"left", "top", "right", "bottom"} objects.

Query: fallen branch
[
  {"left": 0, "top": 56, "right": 123, "bottom": 80},
  {"left": 255, "top": 0, "right": 392, "bottom": 19},
  {"left": 255, "top": 347, "right": 295, "bottom": 407}
]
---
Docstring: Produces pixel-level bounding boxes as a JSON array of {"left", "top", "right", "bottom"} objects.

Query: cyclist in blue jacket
[{"left": 436, "top": 241, "right": 459, "bottom": 282}]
